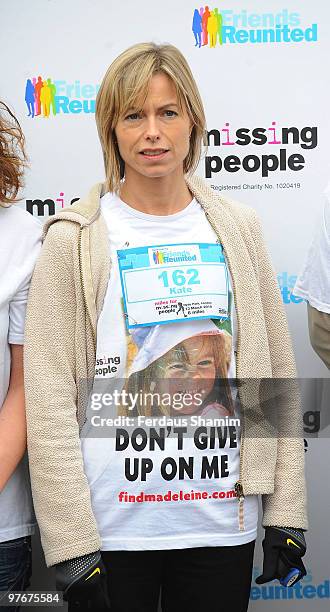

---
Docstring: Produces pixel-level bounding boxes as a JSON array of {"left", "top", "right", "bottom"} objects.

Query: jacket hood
[
  {"left": 41, "top": 182, "right": 107, "bottom": 240},
  {"left": 41, "top": 175, "right": 219, "bottom": 241}
]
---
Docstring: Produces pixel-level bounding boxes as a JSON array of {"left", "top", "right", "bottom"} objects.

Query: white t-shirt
[
  {"left": 0, "top": 204, "right": 42, "bottom": 542},
  {"left": 81, "top": 193, "right": 258, "bottom": 551},
  {"left": 293, "top": 195, "right": 330, "bottom": 313}
]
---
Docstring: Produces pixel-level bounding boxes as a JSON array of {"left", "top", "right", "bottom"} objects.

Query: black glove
[
  {"left": 55, "top": 550, "right": 110, "bottom": 610},
  {"left": 256, "top": 526, "right": 307, "bottom": 587}
]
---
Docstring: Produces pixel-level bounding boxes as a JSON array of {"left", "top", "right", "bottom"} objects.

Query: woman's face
[
  {"left": 156, "top": 336, "right": 216, "bottom": 414},
  {"left": 114, "top": 72, "right": 192, "bottom": 181}
]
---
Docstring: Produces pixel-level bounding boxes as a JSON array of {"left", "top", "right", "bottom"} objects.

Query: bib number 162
[{"left": 158, "top": 268, "right": 200, "bottom": 287}]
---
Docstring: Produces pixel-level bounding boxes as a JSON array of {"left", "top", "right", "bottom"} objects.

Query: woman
[
  {"left": 0, "top": 102, "right": 41, "bottom": 609},
  {"left": 25, "top": 43, "right": 307, "bottom": 612}
]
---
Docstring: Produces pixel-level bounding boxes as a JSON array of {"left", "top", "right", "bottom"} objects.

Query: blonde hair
[
  {"left": 0, "top": 101, "right": 27, "bottom": 207},
  {"left": 95, "top": 42, "right": 206, "bottom": 193}
]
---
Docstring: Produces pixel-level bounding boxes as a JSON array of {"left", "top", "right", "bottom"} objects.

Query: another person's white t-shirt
[
  {"left": 293, "top": 195, "right": 330, "bottom": 313},
  {"left": 0, "top": 204, "right": 42, "bottom": 542},
  {"left": 81, "top": 193, "right": 258, "bottom": 551}
]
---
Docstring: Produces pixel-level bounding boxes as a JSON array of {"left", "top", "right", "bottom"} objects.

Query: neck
[{"left": 119, "top": 167, "right": 193, "bottom": 216}]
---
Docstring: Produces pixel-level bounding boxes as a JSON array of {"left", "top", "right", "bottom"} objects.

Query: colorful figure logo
[
  {"left": 152, "top": 249, "right": 165, "bottom": 264},
  {"left": 24, "top": 76, "right": 57, "bottom": 118},
  {"left": 192, "top": 6, "right": 223, "bottom": 48}
]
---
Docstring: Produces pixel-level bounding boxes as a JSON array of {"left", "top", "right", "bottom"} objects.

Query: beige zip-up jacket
[{"left": 24, "top": 174, "right": 307, "bottom": 567}]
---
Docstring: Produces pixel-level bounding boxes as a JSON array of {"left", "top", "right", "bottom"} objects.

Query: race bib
[{"left": 117, "top": 242, "right": 229, "bottom": 329}]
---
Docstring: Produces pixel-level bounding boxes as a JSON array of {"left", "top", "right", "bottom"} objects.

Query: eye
[
  {"left": 163, "top": 110, "right": 178, "bottom": 117},
  {"left": 124, "top": 112, "right": 142, "bottom": 121},
  {"left": 167, "top": 362, "right": 185, "bottom": 371},
  {"left": 198, "top": 358, "right": 214, "bottom": 367}
]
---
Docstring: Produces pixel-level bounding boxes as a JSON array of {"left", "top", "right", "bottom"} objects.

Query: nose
[
  {"left": 184, "top": 363, "right": 203, "bottom": 379},
  {"left": 144, "top": 115, "right": 161, "bottom": 143}
]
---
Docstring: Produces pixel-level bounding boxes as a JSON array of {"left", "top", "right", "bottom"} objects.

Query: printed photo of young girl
[{"left": 121, "top": 319, "right": 235, "bottom": 418}]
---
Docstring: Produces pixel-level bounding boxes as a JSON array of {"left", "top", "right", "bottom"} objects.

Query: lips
[{"left": 140, "top": 148, "right": 169, "bottom": 157}]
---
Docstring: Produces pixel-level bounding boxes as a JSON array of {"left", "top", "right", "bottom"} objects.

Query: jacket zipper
[
  {"left": 204, "top": 211, "right": 245, "bottom": 531},
  {"left": 227, "top": 257, "right": 245, "bottom": 532}
]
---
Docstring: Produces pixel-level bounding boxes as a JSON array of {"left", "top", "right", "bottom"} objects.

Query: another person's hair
[
  {"left": 0, "top": 101, "right": 27, "bottom": 206},
  {"left": 96, "top": 42, "right": 206, "bottom": 193}
]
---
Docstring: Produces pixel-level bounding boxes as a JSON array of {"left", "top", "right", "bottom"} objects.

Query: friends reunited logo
[
  {"left": 24, "top": 76, "right": 99, "bottom": 118},
  {"left": 151, "top": 247, "right": 198, "bottom": 265},
  {"left": 192, "top": 8, "right": 318, "bottom": 47}
]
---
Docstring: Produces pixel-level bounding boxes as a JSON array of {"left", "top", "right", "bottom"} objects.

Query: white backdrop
[{"left": 2, "top": 0, "right": 329, "bottom": 609}]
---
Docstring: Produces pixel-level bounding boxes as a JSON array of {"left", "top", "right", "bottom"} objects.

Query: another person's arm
[
  {"left": 293, "top": 196, "right": 330, "bottom": 368},
  {"left": 307, "top": 303, "right": 330, "bottom": 369},
  {"left": 0, "top": 215, "right": 42, "bottom": 491},
  {"left": 0, "top": 344, "right": 26, "bottom": 491}
]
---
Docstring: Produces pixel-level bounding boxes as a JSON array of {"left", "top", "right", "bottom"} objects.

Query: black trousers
[{"left": 97, "top": 541, "right": 255, "bottom": 612}]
